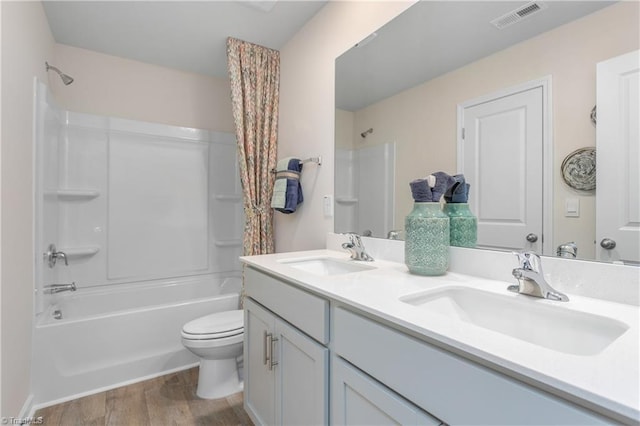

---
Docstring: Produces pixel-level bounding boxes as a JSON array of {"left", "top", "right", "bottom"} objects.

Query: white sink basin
[
  {"left": 279, "top": 257, "right": 375, "bottom": 276},
  {"left": 400, "top": 287, "right": 629, "bottom": 356}
]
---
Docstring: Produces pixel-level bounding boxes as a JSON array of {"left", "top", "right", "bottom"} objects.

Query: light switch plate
[
  {"left": 323, "top": 195, "right": 334, "bottom": 217},
  {"left": 565, "top": 198, "right": 580, "bottom": 217}
]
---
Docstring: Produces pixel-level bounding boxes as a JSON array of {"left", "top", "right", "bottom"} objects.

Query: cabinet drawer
[
  {"left": 245, "top": 267, "right": 329, "bottom": 344},
  {"left": 334, "top": 307, "right": 611, "bottom": 425}
]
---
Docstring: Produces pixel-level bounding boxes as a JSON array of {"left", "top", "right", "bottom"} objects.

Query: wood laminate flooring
[{"left": 34, "top": 367, "right": 253, "bottom": 426}]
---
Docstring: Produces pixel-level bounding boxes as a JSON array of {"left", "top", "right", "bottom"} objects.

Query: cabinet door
[
  {"left": 332, "top": 356, "right": 442, "bottom": 426},
  {"left": 275, "top": 318, "right": 329, "bottom": 426},
  {"left": 244, "top": 299, "right": 276, "bottom": 426}
]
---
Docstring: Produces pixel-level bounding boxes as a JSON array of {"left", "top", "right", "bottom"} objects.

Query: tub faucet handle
[{"left": 45, "top": 243, "right": 68, "bottom": 268}]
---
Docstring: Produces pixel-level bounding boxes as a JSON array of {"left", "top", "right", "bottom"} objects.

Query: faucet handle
[
  {"left": 512, "top": 251, "right": 542, "bottom": 272},
  {"left": 342, "top": 232, "right": 361, "bottom": 246},
  {"left": 340, "top": 232, "right": 374, "bottom": 261}
]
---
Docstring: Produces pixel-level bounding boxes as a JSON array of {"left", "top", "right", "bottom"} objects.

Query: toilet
[{"left": 181, "top": 309, "right": 244, "bottom": 399}]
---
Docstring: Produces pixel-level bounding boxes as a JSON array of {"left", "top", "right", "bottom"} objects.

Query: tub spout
[{"left": 44, "top": 282, "right": 77, "bottom": 294}]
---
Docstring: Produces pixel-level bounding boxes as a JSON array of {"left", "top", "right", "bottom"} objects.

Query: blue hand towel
[
  {"left": 445, "top": 174, "right": 470, "bottom": 203},
  {"left": 410, "top": 179, "right": 432, "bottom": 202},
  {"left": 271, "top": 158, "right": 303, "bottom": 214},
  {"left": 430, "top": 172, "right": 455, "bottom": 202}
]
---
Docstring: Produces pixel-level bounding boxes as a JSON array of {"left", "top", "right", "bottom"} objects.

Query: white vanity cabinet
[
  {"left": 333, "top": 307, "right": 613, "bottom": 425},
  {"left": 243, "top": 267, "right": 329, "bottom": 426}
]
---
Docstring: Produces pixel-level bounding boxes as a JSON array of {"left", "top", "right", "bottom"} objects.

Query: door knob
[
  {"left": 600, "top": 238, "right": 616, "bottom": 250},
  {"left": 526, "top": 233, "right": 538, "bottom": 243}
]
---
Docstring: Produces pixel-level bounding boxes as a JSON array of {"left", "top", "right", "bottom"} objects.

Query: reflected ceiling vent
[{"left": 490, "top": 2, "right": 548, "bottom": 29}]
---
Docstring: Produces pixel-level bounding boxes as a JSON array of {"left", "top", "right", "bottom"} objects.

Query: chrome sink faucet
[
  {"left": 44, "top": 282, "right": 77, "bottom": 294},
  {"left": 508, "top": 252, "right": 569, "bottom": 302},
  {"left": 342, "top": 233, "right": 374, "bottom": 262}
]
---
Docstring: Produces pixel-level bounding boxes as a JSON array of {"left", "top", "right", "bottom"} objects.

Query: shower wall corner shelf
[
  {"left": 59, "top": 246, "right": 100, "bottom": 258},
  {"left": 56, "top": 189, "right": 100, "bottom": 200},
  {"left": 335, "top": 197, "right": 359, "bottom": 205}
]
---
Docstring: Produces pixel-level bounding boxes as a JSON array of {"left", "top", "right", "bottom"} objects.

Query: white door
[
  {"left": 596, "top": 50, "right": 640, "bottom": 264},
  {"left": 459, "top": 80, "right": 548, "bottom": 254}
]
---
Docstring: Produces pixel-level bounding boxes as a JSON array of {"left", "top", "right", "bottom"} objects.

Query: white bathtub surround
[
  {"left": 241, "top": 246, "right": 639, "bottom": 423},
  {"left": 334, "top": 143, "right": 396, "bottom": 238},
  {"left": 44, "top": 110, "right": 243, "bottom": 291},
  {"left": 32, "top": 82, "right": 245, "bottom": 408}
]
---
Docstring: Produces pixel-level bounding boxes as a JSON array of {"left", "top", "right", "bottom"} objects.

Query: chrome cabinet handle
[
  {"left": 270, "top": 336, "right": 279, "bottom": 370},
  {"left": 263, "top": 331, "right": 269, "bottom": 366},
  {"left": 266, "top": 333, "right": 279, "bottom": 371},
  {"left": 600, "top": 238, "right": 617, "bottom": 250},
  {"left": 526, "top": 233, "right": 538, "bottom": 243}
]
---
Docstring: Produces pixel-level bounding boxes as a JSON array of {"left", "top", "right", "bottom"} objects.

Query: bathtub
[{"left": 32, "top": 273, "right": 241, "bottom": 407}]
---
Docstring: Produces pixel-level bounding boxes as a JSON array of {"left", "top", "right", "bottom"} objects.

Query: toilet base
[{"left": 196, "top": 357, "right": 243, "bottom": 399}]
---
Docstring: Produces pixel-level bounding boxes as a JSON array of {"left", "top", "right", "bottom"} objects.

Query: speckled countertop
[{"left": 241, "top": 249, "right": 639, "bottom": 424}]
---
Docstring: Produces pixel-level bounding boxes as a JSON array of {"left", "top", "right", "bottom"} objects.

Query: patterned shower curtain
[{"left": 226, "top": 37, "right": 280, "bottom": 256}]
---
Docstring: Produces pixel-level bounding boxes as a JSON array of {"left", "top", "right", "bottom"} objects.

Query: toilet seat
[{"left": 181, "top": 309, "right": 243, "bottom": 340}]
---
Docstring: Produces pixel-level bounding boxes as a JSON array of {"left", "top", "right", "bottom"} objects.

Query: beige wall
[
  {"left": 53, "top": 44, "right": 234, "bottom": 132},
  {"left": 346, "top": 2, "right": 639, "bottom": 258},
  {"left": 0, "top": 1, "right": 55, "bottom": 417},
  {"left": 276, "top": 1, "right": 415, "bottom": 252}
]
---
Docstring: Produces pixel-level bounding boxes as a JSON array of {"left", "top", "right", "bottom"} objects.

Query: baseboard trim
[
  {"left": 20, "top": 393, "right": 35, "bottom": 419},
  {"left": 31, "top": 362, "right": 199, "bottom": 411}
]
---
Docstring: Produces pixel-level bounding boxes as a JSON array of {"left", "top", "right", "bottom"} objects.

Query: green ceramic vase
[
  {"left": 443, "top": 203, "right": 477, "bottom": 248},
  {"left": 404, "top": 202, "right": 449, "bottom": 276}
]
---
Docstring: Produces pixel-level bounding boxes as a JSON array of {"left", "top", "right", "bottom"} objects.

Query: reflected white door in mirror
[
  {"left": 457, "top": 78, "right": 551, "bottom": 255},
  {"left": 596, "top": 49, "right": 640, "bottom": 265}
]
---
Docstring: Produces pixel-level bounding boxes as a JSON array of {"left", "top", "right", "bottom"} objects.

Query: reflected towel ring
[
  {"left": 590, "top": 105, "right": 597, "bottom": 126},
  {"left": 561, "top": 147, "right": 596, "bottom": 191}
]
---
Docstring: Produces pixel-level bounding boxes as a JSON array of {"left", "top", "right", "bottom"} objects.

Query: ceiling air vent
[{"left": 490, "top": 2, "right": 548, "bottom": 29}]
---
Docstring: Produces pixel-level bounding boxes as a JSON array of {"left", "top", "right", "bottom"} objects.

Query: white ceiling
[
  {"left": 336, "top": 1, "right": 616, "bottom": 111},
  {"left": 42, "top": 0, "right": 617, "bottom": 111},
  {"left": 42, "top": 0, "right": 328, "bottom": 78}
]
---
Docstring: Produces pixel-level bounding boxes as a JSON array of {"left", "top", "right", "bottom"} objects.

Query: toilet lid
[{"left": 182, "top": 309, "right": 243, "bottom": 339}]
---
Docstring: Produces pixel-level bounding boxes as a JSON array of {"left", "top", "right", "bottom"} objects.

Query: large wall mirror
[{"left": 335, "top": 0, "right": 639, "bottom": 264}]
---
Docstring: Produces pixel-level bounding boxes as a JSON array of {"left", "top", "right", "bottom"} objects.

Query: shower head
[
  {"left": 45, "top": 62, "right": 74, "bottom": 85},
  {"left": 360, "top": 128, "right": 373, "bottom": 138}
]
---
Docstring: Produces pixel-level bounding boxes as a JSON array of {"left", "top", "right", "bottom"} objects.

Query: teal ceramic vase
[
  {"left": 443, "top": 203, "right": 477, "bottom": 248},
  {"left": 404, "top": 202, "right": 450, "bottom": 276}
]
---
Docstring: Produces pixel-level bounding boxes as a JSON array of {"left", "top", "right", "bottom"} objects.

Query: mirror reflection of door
[
  {"left": 458, "top": 79, "right": 549, "bottom": 254},
  {"left": 596, "top": 50, "right": 640, "bottom": 264}
]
